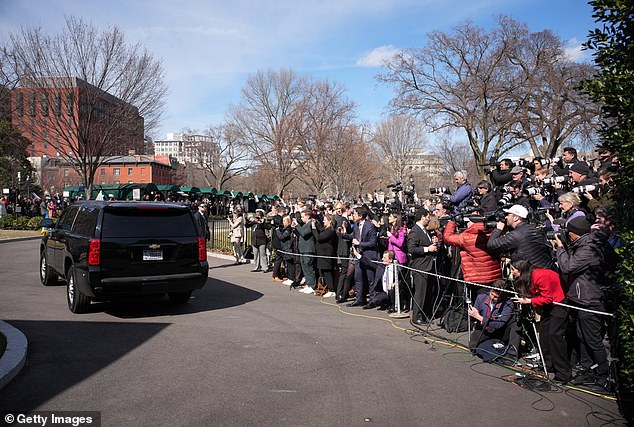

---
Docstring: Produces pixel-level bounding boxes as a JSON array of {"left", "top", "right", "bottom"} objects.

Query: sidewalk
[{"left": 0, "top": 321, "right": 28, "bottom": 390}]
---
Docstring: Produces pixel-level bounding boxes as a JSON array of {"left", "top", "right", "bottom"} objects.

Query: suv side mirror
[{"left": 39, "top": 218, "right": 55, "bottom": 228}]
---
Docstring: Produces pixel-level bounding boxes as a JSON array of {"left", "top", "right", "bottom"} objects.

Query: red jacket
[
  {"left": 443, "top": 221, "right": 502, "bottom": 284},
  {"left": 530, "top": 268, "right": 565, "bottom": 307}
]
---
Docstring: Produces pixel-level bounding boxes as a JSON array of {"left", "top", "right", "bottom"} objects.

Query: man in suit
[
  {"left": 407, "top": 208, "right": 438, "bottom": 325},
  {"left": 194, "top": 203, "right": 210, "bottom": 242},
  {"left": 347, "top": 206, "right": 379, "bottom": 307}
]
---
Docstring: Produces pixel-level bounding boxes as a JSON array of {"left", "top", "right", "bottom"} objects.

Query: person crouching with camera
[{"left": 468, "top": 280, "right": 514, "bottom": 363}]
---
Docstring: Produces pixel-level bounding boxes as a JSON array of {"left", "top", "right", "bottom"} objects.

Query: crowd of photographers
[
  {"left": 5, "top": 145, "right": 619, "bottom": 391},
  {"left": 241, "top": 145, "right": 620, "bottom": 391}
]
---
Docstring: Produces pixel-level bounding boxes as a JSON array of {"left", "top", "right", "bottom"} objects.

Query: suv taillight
[
  {"left": 198, "top": 237, "right": 207, "bottom": 261},
  {"left": 88, "top": 239, "right": 101, "bottom": 266}
]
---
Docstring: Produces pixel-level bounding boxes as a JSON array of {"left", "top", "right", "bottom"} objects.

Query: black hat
[
  {"left": 566, "top": 217, "right": 591, "bottom": 236},
  {"left": 570, "top": 162, "right": 590, "bottom": 176}
]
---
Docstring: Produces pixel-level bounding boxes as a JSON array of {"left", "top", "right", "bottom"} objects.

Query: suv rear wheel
[
  {"left": 40, "top": 251, "right": 59, "bottom": 286},
  {"left": 168, "top": 291, "right": 192, "bottom": 304},
  {"left": 66, "top": 265, "right": 91, "bottom": 313}
]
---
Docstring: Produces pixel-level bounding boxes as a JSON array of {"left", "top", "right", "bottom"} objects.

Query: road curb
[
  {"left": 0, "top": 320, "right": 28, "bottom": 390},
  {"left": 206, "top": 251, "right": 235, "bottom": 261},
  {"left": 0, "top": 236, "right": 41, "bottom": 244}
]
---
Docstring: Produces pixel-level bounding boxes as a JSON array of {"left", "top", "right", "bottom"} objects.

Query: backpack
[{"left": 441, "top": 306, "right": 468, "bottom": 333}]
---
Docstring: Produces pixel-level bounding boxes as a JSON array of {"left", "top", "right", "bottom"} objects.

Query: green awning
[
  {"left": 156, "top": 184, "right": 180, "bottom": 192},
  {"left": 178, "top": 186, "right": 201, "bottom": 193}
]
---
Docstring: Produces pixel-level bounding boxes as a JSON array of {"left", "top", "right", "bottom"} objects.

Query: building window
[
  {"left": 113, "top": 168, "right": 120, "bottom": 176},
  {"left": 66, "top": 92, "right": 74, "bottom": 115},
  {"left": 29, "top": 92, "right": 36, "bottom": 116},
  {"left": 64, "top": 169, "right": 69, "bottom": 177},
  {"left": 128, "top": 167, "right": 133, "bottom": 176},
  {"left": 113, "top": 180, "right": 120, "bottom": 185},
  {"left": 100, "top": 169, "right": 105, "bottom": 176},
  {"left": 41, "top": 92, "right": 49, "bottom": 116},
  {"left": 54, "top": 92, "right": 61, "bottom": 116},
  {"left": 16, "top": 93, "right": 24, "bottom": 116},
  {"left": 128, "top": 180, "right": 133, "bottom": 184}
]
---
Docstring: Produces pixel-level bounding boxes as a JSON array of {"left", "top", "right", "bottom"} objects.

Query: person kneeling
[
  {"left": 468, "top": 280, "right": 514, "bottom": 363},
  {"left": 363, "top": 250, "right": 398, "bottom": 310}
]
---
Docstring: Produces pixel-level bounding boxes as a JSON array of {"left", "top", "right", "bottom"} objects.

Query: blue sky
[{"left": 0, "top": 0, "right": 596, "bottom": 140}]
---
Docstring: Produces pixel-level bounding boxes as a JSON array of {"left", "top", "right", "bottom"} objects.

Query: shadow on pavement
[
  {"left": 103, "top": 278, "right": 263, "bottom": 319},
  {"left": 0, "top": 320, "right": 168, "bottom": 413}
]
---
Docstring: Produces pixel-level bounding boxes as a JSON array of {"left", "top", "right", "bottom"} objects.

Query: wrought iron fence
[{"left": 207, "top": 219, "right": 253, "bottom": 252}]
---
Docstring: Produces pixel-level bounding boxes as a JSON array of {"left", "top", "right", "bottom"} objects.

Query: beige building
[{"left": 153, "top": 132, "right": 219, "bottom": 165}]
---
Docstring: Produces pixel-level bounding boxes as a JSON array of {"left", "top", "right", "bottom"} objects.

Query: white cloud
[
  {"left": 356, "top": 45, "right": 401, "bottom": 68},
  {"left": 564, "top": 38, "right": 589, "bottom": 62}
]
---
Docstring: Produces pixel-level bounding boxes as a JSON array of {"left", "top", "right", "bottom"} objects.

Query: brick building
[
  {"left": 39, "top": 154, "right": 175, "bottom": 193},
  {"left": 10, "top": 76, "right": 144, "bottom": 158}
]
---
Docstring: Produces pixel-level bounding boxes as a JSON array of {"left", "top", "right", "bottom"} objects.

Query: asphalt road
[{"left": 0, "top": 239, "right": 625, "bottom": 426}]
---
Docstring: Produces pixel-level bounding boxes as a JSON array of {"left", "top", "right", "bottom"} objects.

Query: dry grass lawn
[{"left": 0, "top": 229, "right": 42, "bottom": 240}]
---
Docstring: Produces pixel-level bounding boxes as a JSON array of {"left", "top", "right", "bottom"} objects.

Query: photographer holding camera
[
  {"left": 509, "top": 258, "right": 571, "bottom": 382},
  {"left": 449, "top": 170, "right": 474, "bottom": 213},
  {"left": 554, "top": 147, "right": 582, "bottom": 176},
  {"left": 487, "top": 204, "right": 555, "bottom": 271},
  {"left": 490, "top": 158, "right": 514, "bottom": 199},
  {"left": 474, "top": 180, "right": 497, "bottom": 213},
  {"left": 246, "top": 209, "right": 273, "bottom": 273},
  {"left": 584, "top": 170, "right": 615, "bottom": 212},
  {"left": 545, "top": 192, "right": 586, "bottom": 233},
  {"left": 551, "top": 216, "right": 617, "bottom": 388},
  {"left": 443, "top": 215, "right": 502, "bottom": 288}
]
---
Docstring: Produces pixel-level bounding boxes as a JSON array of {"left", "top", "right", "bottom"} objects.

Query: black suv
[{"left": 39, "top": 201, "right": 209, "bottom": 313}]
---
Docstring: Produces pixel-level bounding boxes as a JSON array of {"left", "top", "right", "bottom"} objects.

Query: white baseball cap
[{"left": 503, "top": 204, "right": 528, "bottom": 219}]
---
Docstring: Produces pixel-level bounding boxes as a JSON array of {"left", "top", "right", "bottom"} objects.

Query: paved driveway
[{"left": 0, "top": 240, "right": 625, "bottom": 426}]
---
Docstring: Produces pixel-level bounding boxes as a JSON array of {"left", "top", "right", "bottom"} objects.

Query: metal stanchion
[{"left": 390, "top": 262, "right": 409, "bottom": 319}]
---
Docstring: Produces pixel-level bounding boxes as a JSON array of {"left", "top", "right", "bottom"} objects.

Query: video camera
[
  {"left": 452, "top": 209, "right": 503, "bottom": 232},
  {"left": 430, "top": 187, "right": 451, "bottom": 195},
  {"left": 387, "top": 180, "right": 402, "bottom": 191}
]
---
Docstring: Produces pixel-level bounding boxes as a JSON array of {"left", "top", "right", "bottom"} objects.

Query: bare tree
[
  {"left": 2, "top": 16, "right": 167, "bottom": 196},
  {"left": 378, "top": 16, "right": 598, "bottom": 177},
  {"left": 195, "top": 123, "right": 251, "bottom": 191},
  {"left": 228, "top": 68, "right": 306, "bottom": 198},
  {"left": 378, "top": 17, "right": 525, "bottom": 177},
  {"left": 372, "top": 114, "right": 427, "bottom": 184},
  {"left": 323, "top": 124, "right": 379, "bottom": 200},
  {"left": 430, "top": 133, "right": 479, "bottom": 184},
  {"left": 508, "top": 29, "right": 599, "bottom": 158},
  {"left": 294, "top": 78, "right": 357, "bottom": 198}
]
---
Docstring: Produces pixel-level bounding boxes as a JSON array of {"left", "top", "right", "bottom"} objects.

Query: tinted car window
[
  {"left": 57, "top": 205, "right": 79, "bottom": 231},
  {"left": 73, "top": 206, "right": 100, "bottom": 237},
  {"left": 101, "top": 207, "right": 198, "bottom": 238}
]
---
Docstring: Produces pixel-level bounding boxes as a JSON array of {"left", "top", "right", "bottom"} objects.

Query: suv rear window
[
  {"left": 101, "top": 207, "right": 198, "bottom": 238},
  {"left": 73, "top": 206, "right": 100, "bottom": 237}
]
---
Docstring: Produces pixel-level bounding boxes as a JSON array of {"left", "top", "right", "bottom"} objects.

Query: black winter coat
[
  {"left": 313, "top": 226, "right": 338, "bottom": 270},
  {"left": 556, "top": 232, "right": 617, "bottom": 307},
  {"left": 487, "top": 222, "right": 555, "bottom": 270},
  {"left": 247, "top": 219, "right": 271, "bottom": 246}
]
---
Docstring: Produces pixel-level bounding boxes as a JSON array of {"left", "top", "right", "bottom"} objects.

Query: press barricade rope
[{"left": 275, "top": 249, "right": 615, "bottom": 318}]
